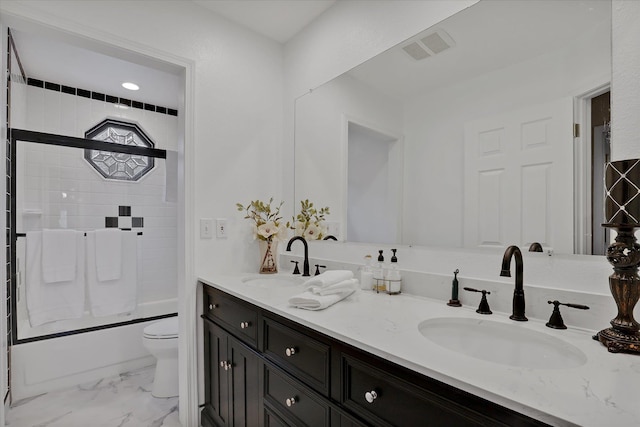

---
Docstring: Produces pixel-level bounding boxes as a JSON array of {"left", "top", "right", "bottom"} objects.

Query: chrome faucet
[
  {"left": 286, "top": 236, "right": 310, "bottom": 276},
  {"left": 500, "top": 245, "right": 528, "bottom": 321}
]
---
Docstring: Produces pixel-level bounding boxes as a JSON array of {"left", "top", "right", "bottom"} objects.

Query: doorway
[
  {"left": 346, "top": 121, "right": 403, "bottom": 244},
  {"left": 591, "top": 91, "right": 611, "bottom": 255}
]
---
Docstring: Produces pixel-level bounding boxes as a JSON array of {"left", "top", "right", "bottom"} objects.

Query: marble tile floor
[{"left": 6, "top": 365, "right": 181, "bottom": 427}]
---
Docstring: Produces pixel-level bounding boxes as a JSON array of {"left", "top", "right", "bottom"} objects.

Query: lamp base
[{"left": 593, "top": 328, "right": 640, "bottom": 354}]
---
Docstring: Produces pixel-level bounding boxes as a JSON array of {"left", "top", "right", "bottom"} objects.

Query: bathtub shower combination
[{"left": 8, "top": 127, "right": 179, "bottom": 399}]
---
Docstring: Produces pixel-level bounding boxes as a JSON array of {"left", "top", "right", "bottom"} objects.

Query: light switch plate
[
  {"left": 200, "top": 218, "right": 213, "bottom": 239},
  {"left": 216, "top": 218, "right": 228, "bottom": 238}
]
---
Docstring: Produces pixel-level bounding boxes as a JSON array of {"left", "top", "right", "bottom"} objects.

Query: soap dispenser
[
  {"left": 373, "top": 250, "right": 386, "bottom": 292},
  {"left": 360, "top": 255, "right": 374, "bottom": 290},
  {"left": 386, "top": 249, "right": 402, "bottom": 295}
]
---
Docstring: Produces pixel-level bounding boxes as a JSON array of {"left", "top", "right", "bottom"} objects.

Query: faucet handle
[
  {"left": 546, "top": 300, "right": 590, "bottom": 329},
  {"left": 314, "top": 264, "right": 327, "bottom": 276},
  {"left": 463, "top": 287, "right": 492, "bottom": 315},
  {"left": 291, "top": 260, "right": 300, "bottom": 275}
]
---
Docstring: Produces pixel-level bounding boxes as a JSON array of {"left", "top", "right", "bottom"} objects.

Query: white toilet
[{"left": 143, "top": 316, "right": 179, "bottom": 398}]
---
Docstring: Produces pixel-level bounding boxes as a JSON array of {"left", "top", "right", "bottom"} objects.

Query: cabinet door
[
  {"left": 228, "top": 335, "right": 261, "bottom": 427},
  {"left": 204, "top": 318, "right": 231, "bottom": 426}
]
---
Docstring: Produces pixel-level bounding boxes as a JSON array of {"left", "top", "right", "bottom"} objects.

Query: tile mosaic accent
[
  {"left": 26, "top": 77, "right": 178, "bottom": 116},
  {"left": 27, "top": 77, "right": 178, "bottom": 116},
  {"left": 105, "top": 206, "right": 143, "bottom": 231},
  {"left": 105, "top": 217, "right": 119, "bottom": 228},
  {"left": 84, "top": 119, "right": 155, "bottom": 181},
  {"left": 605, "top": 158, "right": 640, "bottom": 225}
]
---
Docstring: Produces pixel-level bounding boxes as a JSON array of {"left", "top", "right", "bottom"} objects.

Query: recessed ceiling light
[{"left": 122, "top": 82, "right": 139, "bottom": 91}]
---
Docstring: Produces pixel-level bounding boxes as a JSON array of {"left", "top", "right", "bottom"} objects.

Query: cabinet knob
[
  {"left": 285, "top": 397, "right": 297, "bottom": 407},
  {"left": 209, "top": 303, "right": 218, "bottom": 310},
  {"left": 365, "top": 390, "right": 378, "bottom": 404},
  {"left": 220, "top": 360, "right": 231, "bottom": 370},
  {"left": 240, "top": 321, "right": 250, "bottom": 329},
  {"left": 285, "top": 347, "right": 296, "bottom": 357}
]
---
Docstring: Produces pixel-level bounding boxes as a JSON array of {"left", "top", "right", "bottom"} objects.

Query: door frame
[{"left": 573, "top": 82, "right": 610, "bottom": 255}]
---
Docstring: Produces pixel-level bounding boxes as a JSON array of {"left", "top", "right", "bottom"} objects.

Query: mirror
[{"left": 294, "top": 0, "right": 611, "bottom": 254}]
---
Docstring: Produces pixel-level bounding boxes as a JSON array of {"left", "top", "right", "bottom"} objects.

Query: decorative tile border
[
  {"left": 105, "top": 205, "right": 144, "bottom": 231},
  {"left": 27, "top": 78, "right": 178, "bottom": 117}
]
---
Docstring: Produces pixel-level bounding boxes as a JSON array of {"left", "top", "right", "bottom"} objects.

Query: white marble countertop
[{"left": 199, "top": 273, "right": 640, "bottom": 427}]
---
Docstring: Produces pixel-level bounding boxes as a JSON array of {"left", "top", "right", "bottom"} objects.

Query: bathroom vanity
[
  {"left": 198, "top": 274, "right": 640, "bottom": 427},
  {"left": 200, "top": 283, "right": 543, "bottom": 427}
]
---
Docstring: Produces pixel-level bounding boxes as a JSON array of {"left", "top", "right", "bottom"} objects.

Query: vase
[{"left": 259, "top": 239, "right": 278, "bottom": 274}]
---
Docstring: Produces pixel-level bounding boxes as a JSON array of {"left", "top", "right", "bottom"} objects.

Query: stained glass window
[{"left": 84, "top": 119, "right": 155, "bottom": 181}]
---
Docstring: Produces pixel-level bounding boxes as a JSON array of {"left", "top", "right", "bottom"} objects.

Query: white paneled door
[{"left": 464, "top": 98, "right": 574, "bottom": 253}]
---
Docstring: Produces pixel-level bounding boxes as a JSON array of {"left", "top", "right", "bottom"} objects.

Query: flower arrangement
[
  {"left": 291, "top": 199, "right": 330, "bottom": 240},
  {"left": 236, "top": 198, "right": 287, "bottom": 242}
]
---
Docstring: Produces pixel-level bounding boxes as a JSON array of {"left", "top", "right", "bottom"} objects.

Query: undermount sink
[
  {"left": 418, "top": 317, "right": 587, "bottom": 369},
  {"left": 241, "top": 274, "right": 305, "bottom": 288}
]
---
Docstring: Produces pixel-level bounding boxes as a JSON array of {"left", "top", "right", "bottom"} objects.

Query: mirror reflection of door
[
  {"left": 347, "top": 122, "right": 402, "bottom": 243},
  {"left": 591, "top": 91, "right": 611, "bottom": 255}
]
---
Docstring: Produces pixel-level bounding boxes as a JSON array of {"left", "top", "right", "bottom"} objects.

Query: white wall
[{"left": 611, "top": 0, "right": 640, "bottom": 160}]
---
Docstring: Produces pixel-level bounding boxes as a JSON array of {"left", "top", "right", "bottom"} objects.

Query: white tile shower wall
[{"left": 18, "top": 85, "right": 178, "bottom": 307}]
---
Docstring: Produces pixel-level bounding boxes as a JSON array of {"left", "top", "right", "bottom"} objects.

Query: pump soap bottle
[
  {"left": 387, "top": 249, "right": 402, "bottom": 294},
  {"left": 373, "top": 250, "right": 386, "bottom": 292},
  {"left": 360, "top": 255, "right": 374, "bottom": 290}
]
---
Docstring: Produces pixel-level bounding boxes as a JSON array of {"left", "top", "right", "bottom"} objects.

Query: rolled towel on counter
[
  {"left": 308, "top": 278, "right": 359, "bottom": 296},
  {"left": 303, "top": 270, "right": 354, "bottom": 289},
  {"left": 289, "top": 288, "right": 355, "bottom": 311}
]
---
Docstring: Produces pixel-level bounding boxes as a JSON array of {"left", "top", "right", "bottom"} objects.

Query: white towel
[
  {"left": 303, "top": 270, "right": 354, "bottom": 289},
  {"left": 289, "top": 289, "right": 355, "bottom": 311},
  {"left": 42, "top": 229, "right": 77, "bottom": 283},
  {"left": 95, "top": 229, "right": 122, "bottom": 281},
  {"left": 308, "top": 278, "right": 359, "bottom": 296},
  {"left": 87, "top": 231, "right": 138, "bottom": 317},
  {"left": 26, "top": 231, "right": 85, "bottom": 326}
]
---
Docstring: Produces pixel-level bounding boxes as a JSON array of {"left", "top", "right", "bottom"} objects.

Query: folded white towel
[
  {"left": 87, "top": 231, "right": 138, "bottom": 316},
  {"left": 26, "top": 231, "right": 85, "bottom": 326},
  {"left": 42, "top": 229, "right": 77, "bottom": 283},
  {"left": 289, "top": 288, "right": 355, "bottom": 311},
  {"left": 303, "top": 270, "right": 354, "bottom": 289},
  {"left": 95, "top": 229, "right": 122, "bottom": 281},
  {"left": 309, "top": 278, "right": 359, "bottom": 296}
]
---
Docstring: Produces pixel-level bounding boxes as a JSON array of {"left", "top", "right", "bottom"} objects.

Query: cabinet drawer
[
  {"left": 264, "top": 317, "right": 330, "bottom": 395},
  {"left": 264, "top": 364, "right": 330, "bottom": 427},
  {"left": 205, "top": 287, "right": 258, "bottom": 347},
  {"left": 341, "top": 354, "right": 493, "bottom": 427}
]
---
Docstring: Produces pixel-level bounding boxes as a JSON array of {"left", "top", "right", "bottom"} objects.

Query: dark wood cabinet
[
  {"left": 201, "top": 284, "right": 550, "bottom": 427},
  {"left": 202, "top": 317, "right": 260, "bottom": 427}
]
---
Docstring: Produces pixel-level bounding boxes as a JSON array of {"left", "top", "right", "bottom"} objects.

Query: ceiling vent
[{"left": 401, "top": 29, "right": 455, "bottom": 61}]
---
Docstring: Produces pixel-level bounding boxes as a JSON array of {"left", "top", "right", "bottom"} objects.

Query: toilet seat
[{"left": 143, "top": 317, "right": 178, "bottom": 339}]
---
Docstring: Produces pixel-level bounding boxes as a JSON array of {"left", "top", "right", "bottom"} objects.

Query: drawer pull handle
[
  {"left": 240, "top": 321, "right": 250, "bottom": 329},
  {"left": 285, "top": 397, "right": 297, "bottom": 407},
  {"left": 365, "top": 390, "right": 378, "bottom": 404},
  {"left": 285, "top": 347, "right": 296, "bottom": 357},
  {"left": 209, "top": 303, "right": 218, "bottom": 310}
]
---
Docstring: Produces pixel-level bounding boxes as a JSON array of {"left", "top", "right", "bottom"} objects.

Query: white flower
[
  {"left": 294, "top": 221, "right": 306, "bottom": 237},
  {"left": 303, "top": 223, "right": 322, "bottom": 240},
  {"left": 257, "top": 221, "right": 278, "bottom": 239},
  {"left": 274, "top": 223, "right": 289, "bottom": 242}
]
